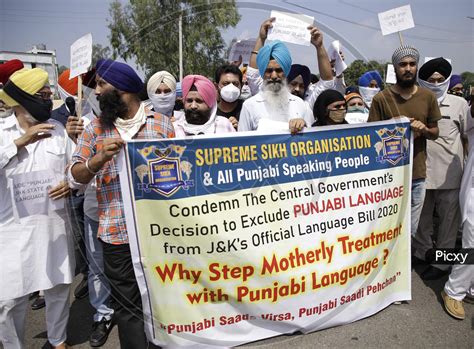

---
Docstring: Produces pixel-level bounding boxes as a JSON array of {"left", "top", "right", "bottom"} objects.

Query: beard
[
  {"left": 262, "top": 79, "right": 290, "bottom": 122},
  {"left": 98, "top": 89, "right": 129, "bottom": 128},
  {"left": 396, "top": 71, "right": 417, "bottom": 88},
  {"left": 184, "top": 108, "right": 211, "bottom": 125}
]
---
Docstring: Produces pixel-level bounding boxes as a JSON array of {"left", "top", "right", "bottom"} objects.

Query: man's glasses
[{"left": 34, "top": 92, "right": 53, "bottom": 100}]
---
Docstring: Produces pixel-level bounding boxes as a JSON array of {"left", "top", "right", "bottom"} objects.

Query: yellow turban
[{"left": 0, "top": 68, "right": 49, "bottom": 107}]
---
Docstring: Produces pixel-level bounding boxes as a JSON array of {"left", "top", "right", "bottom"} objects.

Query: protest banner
[
  {"left": 378, "top": 5, "right": 415, "bottom": 45},
  {"left": 119, "top": 119, "right": 412, "bottom": 347},
  {"left": 228, "top": 39, "right": 257, "bottom": 64},
  {"left": 268, "top": 11, "right": 314, "bottom": 46}
]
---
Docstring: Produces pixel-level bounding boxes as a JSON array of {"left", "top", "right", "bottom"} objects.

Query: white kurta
[{"left": 0, "top": 115, "right": 75, "bottom": 301}]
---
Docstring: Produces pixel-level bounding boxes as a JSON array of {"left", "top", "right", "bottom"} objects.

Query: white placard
[
  {"left": 424, "top": 57, "right": 452, "bottom": 64},
  {"left": 378, "top": 5, "right": 415, "bottom": 36},
  {"left": 228, "top": 39, "right": 257, "bottom": 63},
  {"left": 268, "top": 11, "right": 314, "bottom": 46},
  {"left": 70, "top": 33, "right": 93, "bottom": 79},
  {"left": 328, "top": 40, "right": 347, "bottom": 76},
  {"left": 386, "top": 64, "right": 397, "bottom": 84},
  {"left": 11, "top": 170, "right": 65, "bottom": 219}
]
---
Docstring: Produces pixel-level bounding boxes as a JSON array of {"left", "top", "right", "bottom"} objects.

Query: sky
[{"left": 1, "top": 0, "right": 473, "bottom": 78}]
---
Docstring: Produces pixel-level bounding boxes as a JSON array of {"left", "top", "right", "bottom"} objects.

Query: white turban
[{"left": 147, "top": 71, "right": 177, "bottom": 98}]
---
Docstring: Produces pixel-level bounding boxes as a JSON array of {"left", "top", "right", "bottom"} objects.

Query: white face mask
[
  {"left": 240, "top": 85, "right": 251, "bottom": 100},
  {"left": 220, "top": 83, "right": 241, "bottom": 103},
  {"left": 150, "top": 91, "right": 176, "bottom": 116},
  {"left": 417, "top": 77, "right": 450, "bottom": 105},
  {"left": 358, "top": 86, "right": 380, "bottom": 108}
]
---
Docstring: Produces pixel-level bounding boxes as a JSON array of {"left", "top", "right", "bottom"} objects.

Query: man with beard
[
  {"left": 245, "top": 18, "right": 334, "bottom": 111},
  {"left": 70, "top": 59, "right": 174, "bottom": 348},
  {"left": 368, "top": 45, "right": 441, "bottom": 246},
  {"left": 173, "top": 74, "right": 235, "bottom": 137},
  {"left": 215, "top": 64, "right": 244, "bottom": 130},
  {"left": 0, "top": 68, "right": 74, "bottom": 349},
  {"left": 414, "top": 57, "right": 470, "bottom": 280},
  {"left": 238, "top": 40, "right": 312, "bottom": 133}
]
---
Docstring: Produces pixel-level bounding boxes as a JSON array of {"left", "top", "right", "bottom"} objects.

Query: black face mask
[
  {"left": 3, "top": 81, "right": 52, "bottom": 122},
  {"left": 448, "top": 89, "right": 463, "bottom": 98}
]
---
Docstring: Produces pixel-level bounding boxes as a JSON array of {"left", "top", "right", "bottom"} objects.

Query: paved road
[{"left": 13, "top": 265, "right": 474, "bottom": 348}]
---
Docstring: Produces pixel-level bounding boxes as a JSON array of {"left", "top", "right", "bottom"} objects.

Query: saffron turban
[
  {"left": 0, "top": 59, "right": 24, "bottom": 85},
  {"left": 147, "top": 71, "right": 177, "bottom": 98},
  {"left": 0, "top": 68, "right": 48, "bottom": 107},
  {"left": 256, "top": 40, "right": 292, "bottom": 77},
  {"left": 95, "top": 59, "right": 143, "bottom": 93},
  {"left": 392, "top": 45, "right": 420, "bottom": 66},
  {"left": 449, "top": 74, "right": 462, "bottom": 89},
  {"left": 287, "top": 64, "right": 311, "bottom": 91},
  {"left": 358, "top": 70, "right": 383, "bottom": 88},
  {"left": 58, "top": 69, "right": 78, "bottom": 96},
  {"left": 418, "top": 57, "right": 452, "bottom": 81},
  {"left": 182, "top": 75, "right": 216, "bottom": 108}
]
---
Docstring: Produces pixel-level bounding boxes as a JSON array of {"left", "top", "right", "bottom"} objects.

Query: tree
[
  {"left": 92, "top": 44, "right": 112, "bottom": 66},
  {"left": 343, "top": 59, "right": 388, "bottom": 88},
  {"left": 108, "top": 0, "right": 240, "bottom": 80}
]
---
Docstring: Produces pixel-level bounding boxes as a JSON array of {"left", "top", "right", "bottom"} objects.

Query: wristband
[
  {"left": 85, "top": 158, "right": 98, "bottom": 175},
  {"left": 251, "top": 50, "right": 259, "bottom": 55}
]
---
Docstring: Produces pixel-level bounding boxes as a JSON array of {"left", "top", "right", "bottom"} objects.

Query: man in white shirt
[
  {"left": 238, "top": 40, "right": 312, "bottom": 133},
  {"left": 0, "top": 68, "right": 74, "bottom": 349}
]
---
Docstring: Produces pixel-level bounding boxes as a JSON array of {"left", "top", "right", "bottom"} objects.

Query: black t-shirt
[{"left": 216, "top": 99, "right": 244, "bottom": 121}]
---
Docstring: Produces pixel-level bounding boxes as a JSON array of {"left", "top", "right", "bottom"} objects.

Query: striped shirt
[{"left": 72, "top": 110, "right": 175, "bottom": 244}]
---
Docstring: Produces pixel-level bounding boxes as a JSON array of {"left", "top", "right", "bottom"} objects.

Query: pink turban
[{"left": 182, "top": 74, "right": 217, "bottom": 108}]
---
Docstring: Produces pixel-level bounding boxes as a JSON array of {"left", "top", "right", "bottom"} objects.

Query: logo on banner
[
  {"left": 134, "top": 144, "right": 194, "bottom": 197},
  {"left": 374, "top": 127, "right": 408, "bottom": 165}
]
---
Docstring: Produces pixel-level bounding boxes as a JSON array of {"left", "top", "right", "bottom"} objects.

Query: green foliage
[
  {"left": 108, "top": 0, "right": 241, "bottom": 80},
  {"left": 460, "top": 71, "right": 474, "bottom": 88},
  {"left": 92, "top": 44, "right": 112, "bottom": 66},
  {"left": 343, "top": 60, "right": 388, "bottom": 87}
]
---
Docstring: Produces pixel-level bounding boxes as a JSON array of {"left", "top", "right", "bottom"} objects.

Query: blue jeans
[
  {"left": 84, "top": 215, "right": 114, "bottom": 322},
  {"left": 411, "top": 179, "right": 426, "bottom": 238}
]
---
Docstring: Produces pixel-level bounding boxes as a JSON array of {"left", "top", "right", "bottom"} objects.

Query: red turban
[
  {"left": 0, "top": 59, "right": 24, "bottom": 85},
  {"left": 182, "top": 75, "right": 217, "bottom": 108},
  {"left": 58, "top": 69, "right": 78, "bottom": 96}
]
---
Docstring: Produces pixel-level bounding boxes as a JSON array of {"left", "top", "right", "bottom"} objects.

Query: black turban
[
  {"left": 418, "top": 57, "right": 452, "bottom": 81},
  {"left": 287, "top": 64, "right": 311, "bottom": 91}
]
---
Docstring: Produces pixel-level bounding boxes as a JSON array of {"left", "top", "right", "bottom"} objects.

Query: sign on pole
[
  {"left": 378, "top": 5, "right": 415, "bottom": 36},
  {"left": 69, "top": 33, "right": 92, "bottom": 79},
  {"left": 268, "top": 11, "right": 314, "bottom": 46},
  {"left": 228, "top": 39, "right": 257, "bottom": 64}
]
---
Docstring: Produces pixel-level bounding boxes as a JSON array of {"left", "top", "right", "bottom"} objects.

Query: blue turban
[
  {"left": 449, "top": 74, "right": 462, "bottom": 89},
  {"left": 358, "top": 70, "right": 383, "bottom": 88},
  {"left": 256, "top": 40, "right": 292, "bottom": 77},
  {"left": 95, "top": 59, "right": 143, "bottom": 93},
  {"left": 287, "top": 64, "right": 311, "bottom": 91}
]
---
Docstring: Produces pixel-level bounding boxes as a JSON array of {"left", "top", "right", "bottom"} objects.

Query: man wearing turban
[
  {"left": 69, "top": 59, "right": 175, "bottom": 348},
  {"left": 173, "top": 74, "right": 235, "bottom": 137},
  {"left": 146, "top": 70, "right": 184, "bottom": 122},
  {"left": 0, "top": 59, "right": 24, "bottom": 119},
  {"left": 240, "top": 18, "right": 333, "bottom": 132},
  {"left": 0, "top": 68, "right": 74, "bottom": 349},
  {"left": 368, "top": 46, "right": 442, "bottom": 277},
  {"left": 414, "top": 58, "right": 470, "bottom": 281},
  {"left": 448, "top": 74, "right": 464, "bottom": 97},
  {"left": 358, "top": 70, "right": 383, "bottom": 108}
]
